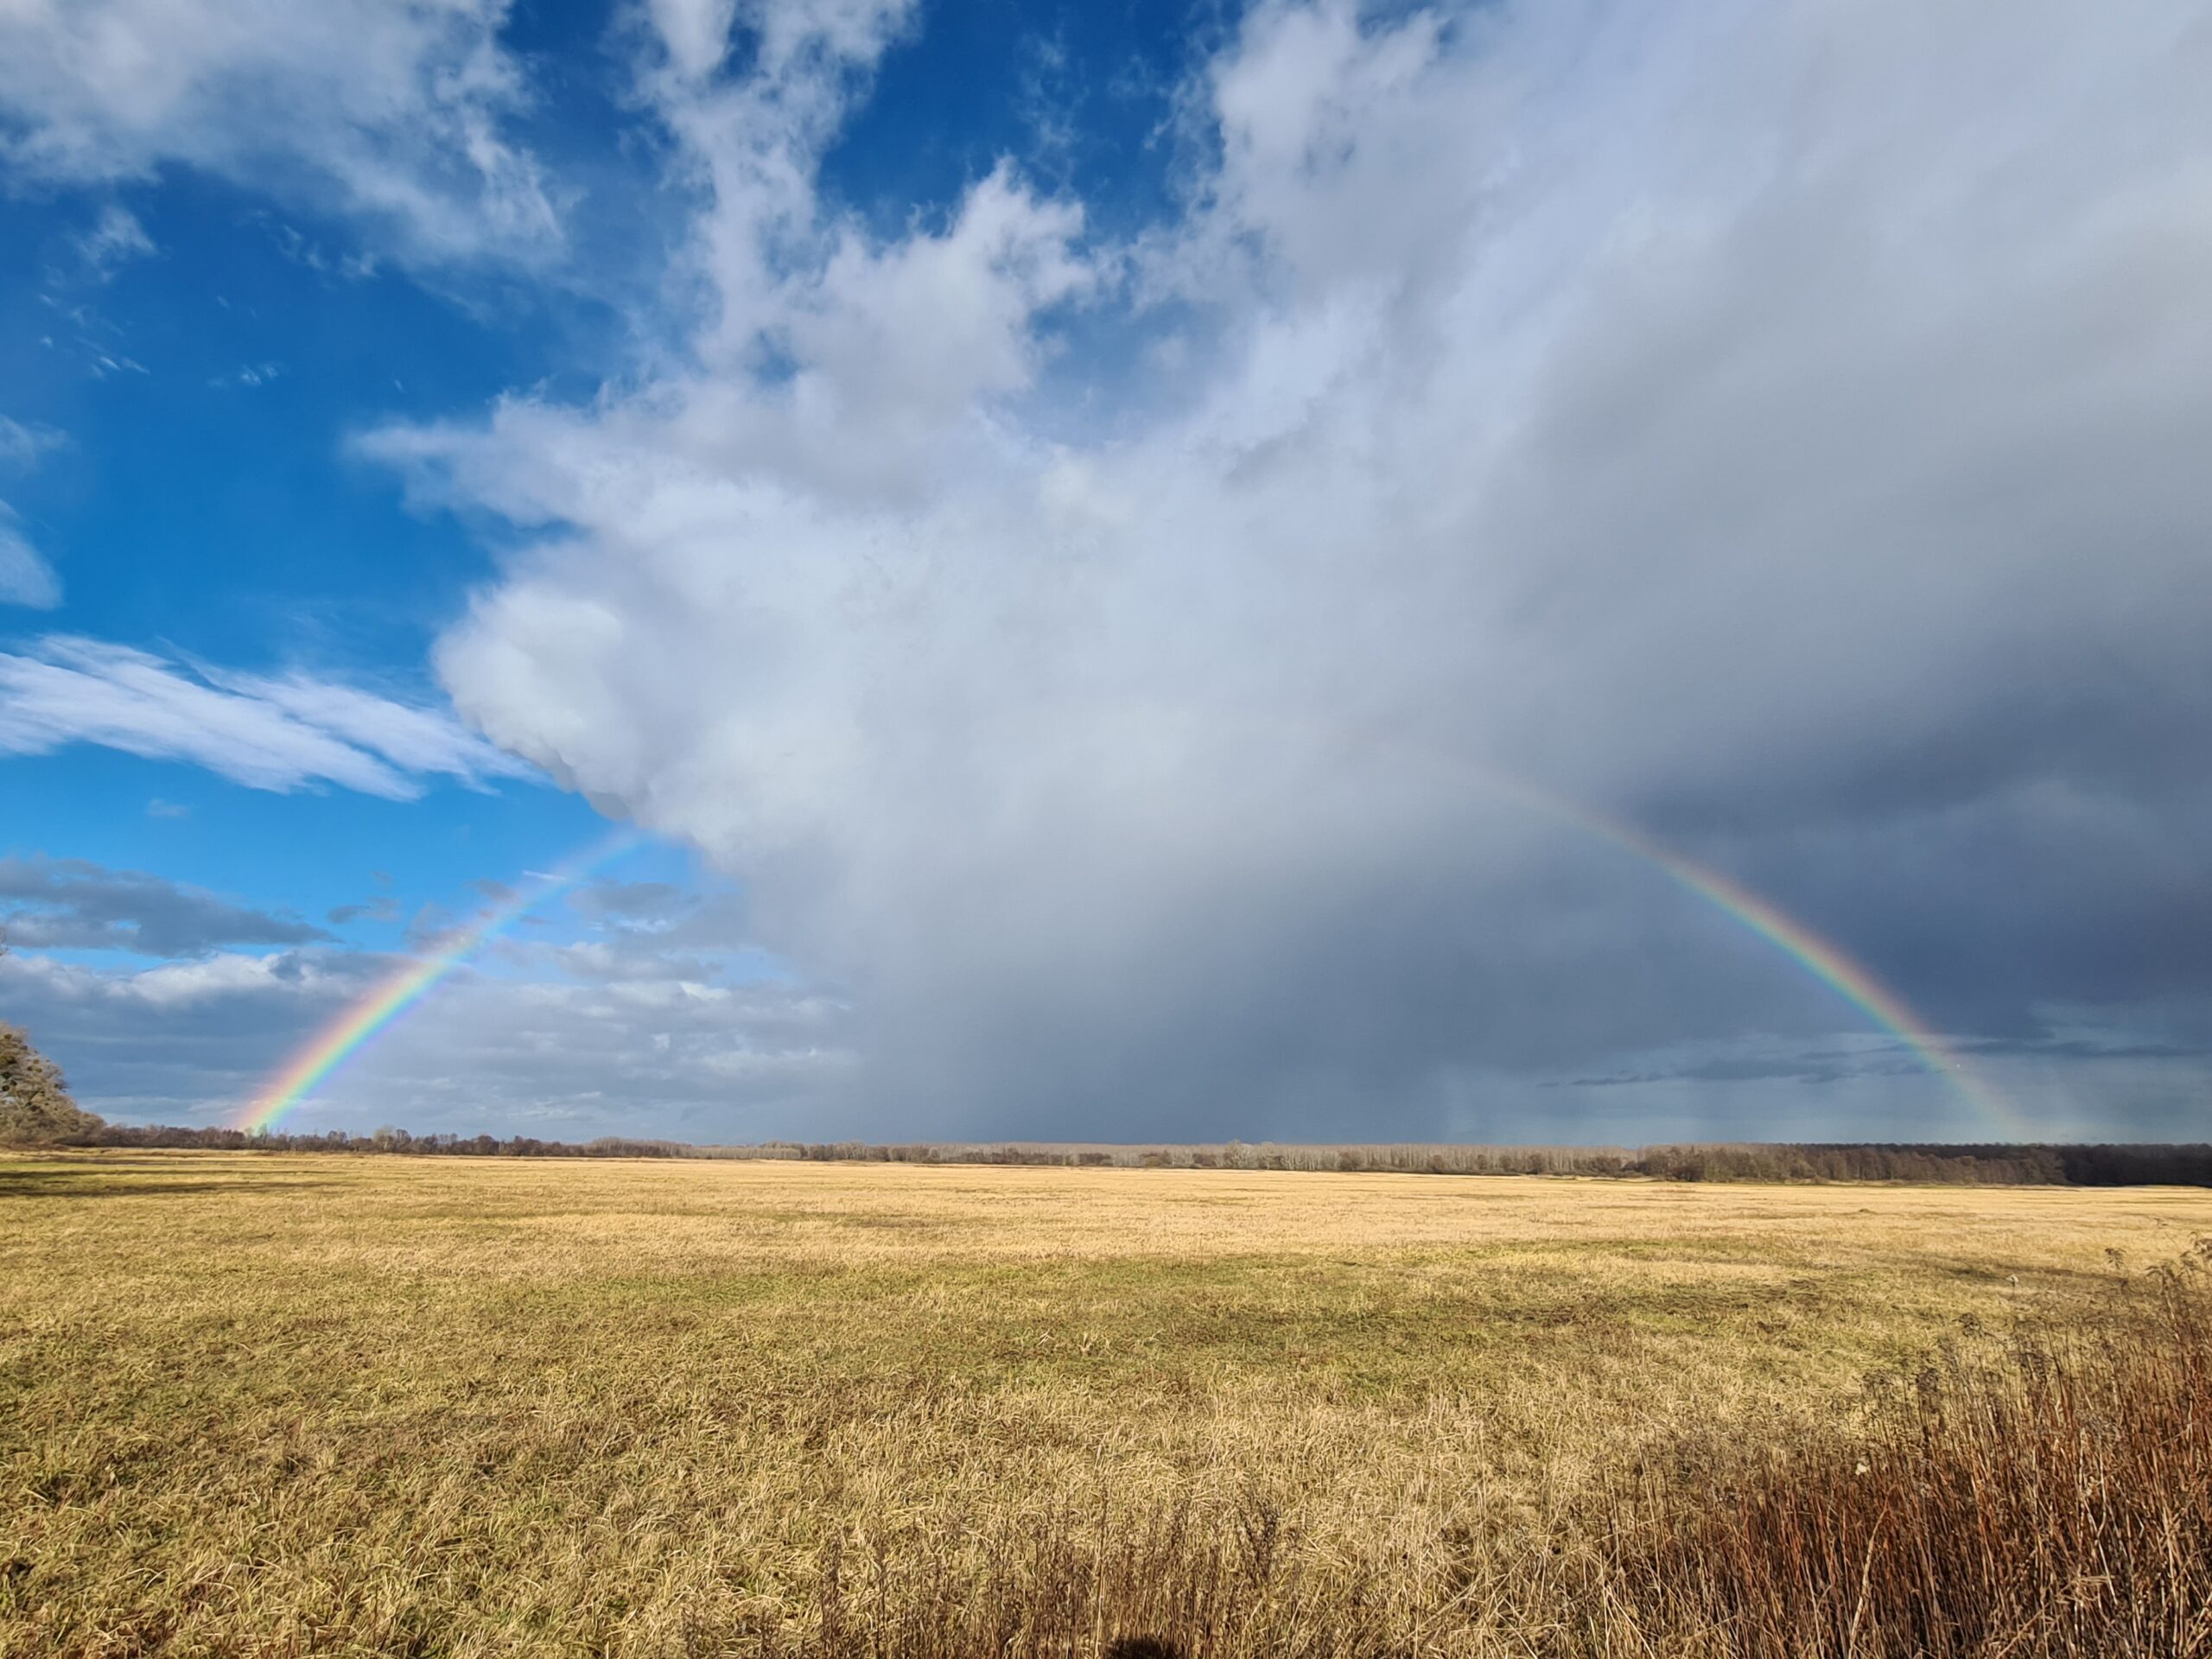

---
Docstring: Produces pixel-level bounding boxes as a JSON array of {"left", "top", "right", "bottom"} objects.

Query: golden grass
[{"left": 3, "top": 1152, "right": 2208, "bottom": 1656}]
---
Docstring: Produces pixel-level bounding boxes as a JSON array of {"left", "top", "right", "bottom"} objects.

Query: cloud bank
[
  {"left": 0, "top": 875, "right": 847, "bottom": 1130},
  {"left": 350, "top": 0, "right": 2212, "bottom": 1140}
]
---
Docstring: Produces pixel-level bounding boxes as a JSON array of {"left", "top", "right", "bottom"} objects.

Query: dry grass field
[{"left": 3, "top": 1152, "right": 2209, "bottom": 1656}]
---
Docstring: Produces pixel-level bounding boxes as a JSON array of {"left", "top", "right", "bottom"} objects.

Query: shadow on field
[{"left": 0, "top": 1164, "right": 335, "bottom": 1200}]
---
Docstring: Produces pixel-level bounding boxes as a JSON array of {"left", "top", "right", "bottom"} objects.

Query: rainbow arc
[
  {"left": 241, "top": 761, "right": 2019, "bottom": 1140},
  {"left": 1526, "top": 789, "right": 2016, "bottom": 1134},
  {"left": 1308, "top": 722, "right": 2017, "bottom": 1134},
  {"left": 238, "top": 830, "right": 639, "bottom": 1133}
]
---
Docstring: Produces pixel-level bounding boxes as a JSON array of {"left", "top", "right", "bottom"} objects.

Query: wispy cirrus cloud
[
  {"left": 0, "top": 417, "right": 65, "bottom": 467},
  {"left": 73, "top": 201, "right": 155, "bottom": 278},
  {"left": 0, "top": 635, "right": 534, "bottom": 797},
  {"left": 0, "top": 421, "right": 67, "bottom": 609},
  {"left": 0, "top": 507, "right": 62, "bottom": 609}
]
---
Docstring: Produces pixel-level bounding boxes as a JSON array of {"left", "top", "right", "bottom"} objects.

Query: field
[{"left": 4, "top": 1152, "right": 2209, "bottom": 1656}]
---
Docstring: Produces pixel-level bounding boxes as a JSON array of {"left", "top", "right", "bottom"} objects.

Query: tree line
[
  {"left": 758, "top": 1138, "right": 2212, "bottom": 1185},
  {"left": 5, "top": 1007, "right": 2207, "bottom": 1185},
  {"left": 19, "top": 1115, "right": 2212, "bottom": 1186}
]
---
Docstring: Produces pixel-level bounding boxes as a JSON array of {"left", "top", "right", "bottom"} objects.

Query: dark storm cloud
[
  {"left": 1561, "top": 1052, "right": 1931, "bottom": 1090},
  {"left": 0, "top": 854, "right": 331, "bottom": 957}
]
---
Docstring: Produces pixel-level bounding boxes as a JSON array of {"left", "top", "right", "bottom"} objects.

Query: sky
[{"left": 1, "top": 0, "right": 2208, "bottom": 1147}]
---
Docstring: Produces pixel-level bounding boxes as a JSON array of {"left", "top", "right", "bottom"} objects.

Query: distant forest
[{"left": 36, "top": 1124, "right": 2212, "bottom": 1185}]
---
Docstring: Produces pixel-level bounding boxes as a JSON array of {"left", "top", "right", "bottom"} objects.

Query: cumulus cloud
[
  {"left": 0, "top": 0, "right": 556, "bottom": 267},
  {"left": 0, "top": 635, "right": 536, "bottom": 796},
  {"left": 0, "top": 944, "right": 378, "bottom": 1118},
  {"left": 0, "top": 0, "right": 2188, "bottom": 1142},
  {"left": 0, "top": 853, "right": 329, "bottom": 957}
]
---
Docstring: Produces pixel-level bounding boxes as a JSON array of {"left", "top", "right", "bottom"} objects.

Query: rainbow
[
  {"left": 1306, "top": 721, "right": 2020, "bottom": 1134},
  {"left": 238, "top": 828, "right": 640, "bottom": 1133},
  {"left": 1493, "top": 778, "right": 2020, "bottom": 1135},
  {"left": 241, "top": 744, "right": 2020, "bottom": 1136}
]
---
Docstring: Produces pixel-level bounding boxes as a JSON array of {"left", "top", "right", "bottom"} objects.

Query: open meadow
[{"left": 4, "top": 1152, "right": 2209, "bottom": 1656}]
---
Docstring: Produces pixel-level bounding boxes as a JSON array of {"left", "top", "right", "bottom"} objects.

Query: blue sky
[
  {"left": 3, "top": 0, "right": 2209, "bottom": 1145},
  {"left": 1, "top": 168, "right": 611, "bottom": 939}
]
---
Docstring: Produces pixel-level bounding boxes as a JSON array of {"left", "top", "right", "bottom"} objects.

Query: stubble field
[{"left": 3, "top": 1152, "right": 2208, "bottom": 1656}]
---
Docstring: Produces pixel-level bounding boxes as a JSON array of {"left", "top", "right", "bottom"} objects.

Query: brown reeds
[
  {"left": 767, "top": 1244, "right": 2212, "bottom": 1657},
  {"left": 1590, "top": 1241, "right": 2212, "bottom": 1657},
  {"left": 767, "top": 1492, "right": 1368, "bottom": 1659}
]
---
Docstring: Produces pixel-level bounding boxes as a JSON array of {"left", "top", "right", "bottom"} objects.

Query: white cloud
[
  {"left": 0, "top": 506, "right": 62, "bottom": 609},
  {"left": 0, "top": 0, "right": 556, "bottom": 267},
  {"left": 200, "top": 666, "right": 534, "bottom": 784},
  {"left": 2, "top": 945, "right": 324, "bottom": 1012},
  {"left": 0, "top": 419, "right": 66, "bottom": 607},
  {"left": 0, "top": 417, "right": 66, "bottom": 467},
  {"left": 0, "top": 635, "right": 535, "bottom": 796},
  {"left": 644, "top": 0, "right": 741, "bottom": 83},
  {"left": 642, "top": 0, "right": 912, "bottom": 86},
  {"left": 208, "top": 361, "right": 283, "bottom": 389},
  {"left": 73, "top": 201, "right": 155, "bottom": 276}
]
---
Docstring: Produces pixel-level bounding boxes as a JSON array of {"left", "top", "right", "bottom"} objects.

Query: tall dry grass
[
  {"left": 760, "top": 1248, "right": 2212, "bottom": 1658},
  {"left": 1593, "top": 1242, "right": 2212, "bottom": 1657}
]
